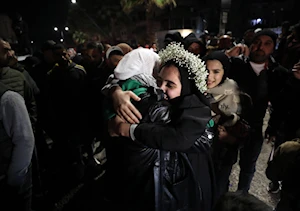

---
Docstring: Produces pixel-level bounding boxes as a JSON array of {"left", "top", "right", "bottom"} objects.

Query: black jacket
[
  {"left": 267, "top": 73, "right": 300, "bottom": 140},
  {"left": 11, "top": 62, "right": 40, "bottom": 96},
  {"left": 107, "top": 88, "right": 201, "bottom": 211},
  {"left": 45, "top": 62, "right": 87, "bottom": 143},
  {"left": 134, "top": 94, "right": 215, "bottom": 211},
  {"left": 228, "top": 56, "right": 288, "bottom": 130}
]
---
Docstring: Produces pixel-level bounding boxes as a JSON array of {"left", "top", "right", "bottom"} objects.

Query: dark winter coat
[
  {"left": 0, "top": 66, "right": 37, "bottom": 128},
  {"left": 45, "top": 62, "right": 87, "bottom": 143},
  {"left": 133, "top": 94, "right": 215, "bottom": 211},
  {"left": 11, "top": 62, "right": 40, "bottom": 96},
  {"left": 228, "top": 56, "right": 288, "bottom": 131},
  {"left": 266, "top": 139, "right": 300, "bottom": 198},
  {"left": 105, "top": 79, "right": 209, "bottom": 211},
  {"left": 267, "top": 73, "right": 300, "bottom": 140}
]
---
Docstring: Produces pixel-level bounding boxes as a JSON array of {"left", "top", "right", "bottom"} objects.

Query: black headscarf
[
  {"left": 203, "top": 50, "right": 231, "bottom": 85},
  {"left": 162, "top": 60, "right": 210, "bottom": 107}
]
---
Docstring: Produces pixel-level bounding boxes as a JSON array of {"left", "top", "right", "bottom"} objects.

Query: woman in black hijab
[{"left": 109, "top": 43, "right": 216, "bottom": 211}]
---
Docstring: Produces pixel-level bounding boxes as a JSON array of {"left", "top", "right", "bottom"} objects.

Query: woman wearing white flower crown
[{"left": 108, "top": 43, "right": 216, "bottom": 211}]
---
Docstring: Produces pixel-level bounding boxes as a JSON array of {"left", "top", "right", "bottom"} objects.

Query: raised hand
[{"left": 225, "top": 43, "right": 250, "bottom": 58}]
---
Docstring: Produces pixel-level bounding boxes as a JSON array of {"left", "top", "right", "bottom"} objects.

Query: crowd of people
[{"left": 0, "top": 20, "right": 300, "bottom": 211}]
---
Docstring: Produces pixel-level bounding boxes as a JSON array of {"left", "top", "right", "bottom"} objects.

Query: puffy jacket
[{"left": 0, "top": 67, "right": 37, "bottom": 129}]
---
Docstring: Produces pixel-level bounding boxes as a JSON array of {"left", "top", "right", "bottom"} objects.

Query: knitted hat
[
  {"left": 106, "top": 46, "right": 124, "bottom": 59},
  {"left": 114, "top": 48, "right": 160, "bottom": 80},
  {"left": 252, "top": 29, "right": 278, "bottom": 47}
]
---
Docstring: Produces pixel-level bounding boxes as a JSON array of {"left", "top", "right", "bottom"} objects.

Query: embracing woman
[{"left": 107, "top": 43, "right": 216, "bottom": 211}]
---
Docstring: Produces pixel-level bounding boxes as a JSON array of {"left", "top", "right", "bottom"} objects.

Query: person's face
[
  {"left": 156, "top": 65, "right": 182, "bottom": 100},
  {"left": 243, "top": 31, "right": 255, "bottom": 46},
  {"left": 0, "top": 40, "right": 14, "bottom": 67},
  {"left": 206, "top": 60, "right": 224, "bottom": 89},
  {"left": 43, "top": 49, "right": 55, "bottom": 64},
  {"left": 7, "top": 50, "right": 18, "bottom": 67},
  {"left": 249, "top": 35, "right": 274, "bottom": 64},
  {"left": 188, "top": 42, "right": 201, "bottom": 55},
  {"left": 53, "top": 48, "right": 70, "bottom": 67},
  {"left": 85, "top": 48, "right": 103, "bottom": 65},
  {"left": 218, "top": 38, "right": 232, "bottom": 50},
  {"left": 108, "top": 55, "right": 123, "bottom": 69}
]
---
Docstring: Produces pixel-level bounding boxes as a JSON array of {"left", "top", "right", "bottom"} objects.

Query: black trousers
[{"left": 0, "top": 165, "right": 32, "bottom": 211}]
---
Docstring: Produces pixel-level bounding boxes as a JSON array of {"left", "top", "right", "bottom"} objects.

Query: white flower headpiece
[{"left": 158, "top": 42, "right": 208, "bottom": 93}]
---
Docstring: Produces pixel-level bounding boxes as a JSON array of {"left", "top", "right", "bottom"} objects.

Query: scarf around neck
[{"left": 206, "top": 78, "right": 241, "bottom": 126}]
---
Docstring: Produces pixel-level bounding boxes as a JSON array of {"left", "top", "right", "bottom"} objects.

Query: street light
[
  {"left": 71, "top": 0, "right": 76, "bottom": 3},
  {"left": 53, "top": 27, "right": 69, "bottom": 42}
]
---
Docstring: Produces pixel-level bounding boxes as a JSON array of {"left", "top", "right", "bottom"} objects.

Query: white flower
[{"left": 158, "top": 42, "right": 208, "bottom": 93}]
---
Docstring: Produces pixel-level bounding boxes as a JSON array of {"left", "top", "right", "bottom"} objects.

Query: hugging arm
[
  {"left": 133, "top": 108, "right": 210, "bottom": 152},
  {"left": 102, "top": 79, "right": 142, "bottom": 124},
  {"left": 111, "top": 86, "right": 142, "bottom": 123}
]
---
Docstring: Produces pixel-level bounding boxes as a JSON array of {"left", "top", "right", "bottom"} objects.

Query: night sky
[{"left": 3, "top": 0, "right": 69, "bottom": 45}]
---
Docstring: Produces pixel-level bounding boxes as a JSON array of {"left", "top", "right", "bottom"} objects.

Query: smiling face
[
  {"left": 206, "top": 60, "right": 225, "bottom": 89},
  {"left": 156, "top": 64, "right": 182, "bottom": 100}
]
